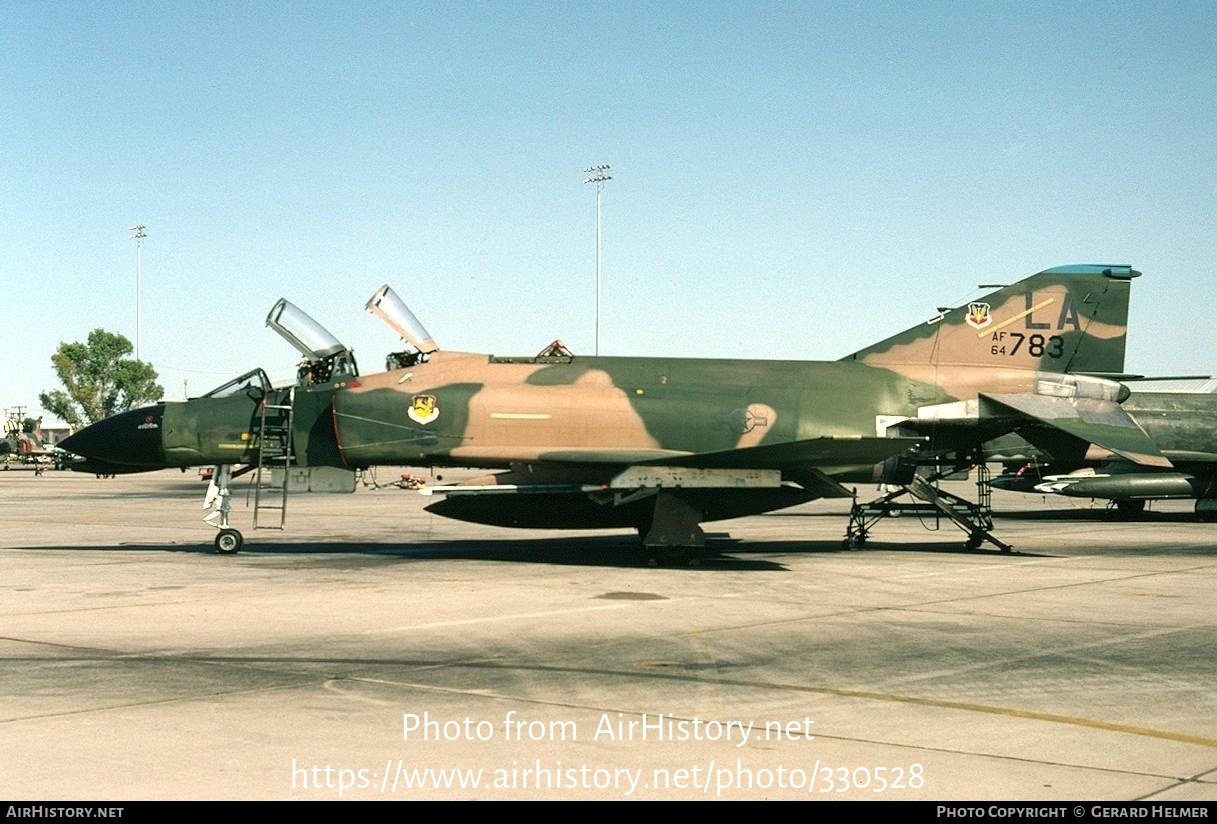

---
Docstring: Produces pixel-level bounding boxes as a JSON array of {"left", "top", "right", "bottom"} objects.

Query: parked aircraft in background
[
  {"left": 0, "top": 410, "right": 61, "bottom": 470},
  {"left": 61, "top": 264, "right": 1149, "bottom": 558},
  {"left": 987, "top": 389, "right": 1217, "bottom": 518}
]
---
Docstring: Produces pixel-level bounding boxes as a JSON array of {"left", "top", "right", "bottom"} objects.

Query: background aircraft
[
  {"left": 0, "top": 411, "right": 60, "bottom": 471},
  {"left": 987, "top": 389, "right": 1217, "bottom": 518},
  {"left": 61, "top": 264, "right": 1149, "bottom": 557}
]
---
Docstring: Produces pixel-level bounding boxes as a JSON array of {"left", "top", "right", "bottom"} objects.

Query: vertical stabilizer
[{"left": 842, "top": 264, "right": 1137, "bottom": 375}]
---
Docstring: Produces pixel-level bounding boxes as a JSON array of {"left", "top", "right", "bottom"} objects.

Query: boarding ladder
[{"left": 253, "top": 388, "right": 294, "bottom": 530}]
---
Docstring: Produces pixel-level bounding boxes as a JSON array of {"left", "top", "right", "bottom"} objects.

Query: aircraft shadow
[
  {"left": 20, "top": 532, "right": 1041, "bottom": 567},
  {"left": 21, "top": 535, "right": 784, "bottom": 570},
  {"left": 992, "top": 508, "right": 1207, "bottom": 524}
]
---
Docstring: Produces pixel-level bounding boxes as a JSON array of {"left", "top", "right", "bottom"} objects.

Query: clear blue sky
[{"left": 3, "top": 1, "right": 1215, "bottom": 425}]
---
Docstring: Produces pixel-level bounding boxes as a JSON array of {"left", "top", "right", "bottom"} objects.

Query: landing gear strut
[
  {"left": 203, "top": 464, "right": 244, "bottom": 554},
  {"left": 638, "top": 491, "right": 705, "bottom": 566}
]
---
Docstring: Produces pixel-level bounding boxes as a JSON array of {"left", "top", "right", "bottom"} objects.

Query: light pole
[
  {"left": 582, "top": 165, "right": 611, "bottom": 355},
  {"left": 128, "top": 224, "right": 147, "bottom": 360}
]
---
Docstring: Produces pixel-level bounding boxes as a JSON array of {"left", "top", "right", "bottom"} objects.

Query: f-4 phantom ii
[
  {"left": 61, "top": 264, "right": 1156, "bottom": 558},
  {"left": 1, "top": 410, "right": 61, "bottom": 471}
]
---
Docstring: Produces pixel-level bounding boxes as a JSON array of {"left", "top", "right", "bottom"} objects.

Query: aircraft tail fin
[{"left": 842, "top": 264, "right": 1138, "bottom": 375}]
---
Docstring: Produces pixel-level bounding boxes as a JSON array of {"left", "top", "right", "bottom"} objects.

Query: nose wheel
[{"left": 215, "top": 528, "right": 244, "bottom": 555}]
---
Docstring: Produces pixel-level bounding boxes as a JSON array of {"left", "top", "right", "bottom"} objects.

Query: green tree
[{"left": 39, "top": 330, "right": 164, "bottom": 428}]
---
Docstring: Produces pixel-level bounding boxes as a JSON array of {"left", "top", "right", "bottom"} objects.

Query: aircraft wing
[
  {"left": 539, "top": 435, "right": 926, "bottom": 472},
  {"left": 422, "top": 434, "right": 927, "bottom": 534},
  {"left": 425, "top": 435, "right": 925, "bottom": 512}
]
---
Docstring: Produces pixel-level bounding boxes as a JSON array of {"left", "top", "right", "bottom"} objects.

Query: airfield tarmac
[{"left": 2, "top": 466, "right": 1216, "bottom": 801}]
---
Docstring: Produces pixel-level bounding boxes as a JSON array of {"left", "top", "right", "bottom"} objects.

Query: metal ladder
[
  {"left": 253, "top": 388, "right": 294, "bottom": 530},
  {"left": 844, "top": 463, "right": 1012, "bottom": 552}
]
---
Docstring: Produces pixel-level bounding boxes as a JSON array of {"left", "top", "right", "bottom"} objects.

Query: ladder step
[{"left": 254, "top": 389, "right": 294, "bottom": 531}]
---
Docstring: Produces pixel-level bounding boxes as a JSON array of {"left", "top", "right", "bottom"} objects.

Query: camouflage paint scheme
[
  {"left": 62, "top": 264, "right": 1151, "bottom": 548},
  {"left": 1, "top": 418, "right": 56, "bottom": 466}
]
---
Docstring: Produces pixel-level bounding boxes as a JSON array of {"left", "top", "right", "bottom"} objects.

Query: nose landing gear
[{"left": 204, "top": 464, "right": 246, "bottom": 554}]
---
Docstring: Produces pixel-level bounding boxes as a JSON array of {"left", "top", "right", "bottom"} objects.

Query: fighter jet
[
  {"left": 61, "top": 264, "right": 1152, "bottom": 557},
  {"left": 1, "top": 411, "right": 58, "bottom": 471},
  {"left": 987, "top": 389, "right": 1217, "bottom": 518}
]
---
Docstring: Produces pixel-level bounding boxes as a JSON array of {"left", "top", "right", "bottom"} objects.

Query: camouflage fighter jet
[
  {"left": 60, "top": 264, "right": 1153, "bottom": 557},
  {"left": 1, "top": 411, "right": 58, "bottom": 471},
  {"left": 987, "top": 388, "right": 1217, "bottom": 518}
]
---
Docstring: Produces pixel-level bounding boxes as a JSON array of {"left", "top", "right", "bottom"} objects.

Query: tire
[
  {"left": 644, "top": 545, "right": 693, "bottom": 565},
  {"left": 215, "top": 528, "right": 243, "bottom": 555},
  {"left": 1115, "top": 500, "right": 1146, "bottom": 517}
]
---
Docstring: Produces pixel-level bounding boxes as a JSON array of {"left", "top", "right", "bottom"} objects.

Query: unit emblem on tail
[{"left": 966, "top": 302, "right": 992, "bottom": 330}]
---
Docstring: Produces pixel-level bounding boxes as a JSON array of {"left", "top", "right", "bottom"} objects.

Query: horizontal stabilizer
[{"left": 981, "top": 393, "right": 1172, "bottom": 468}]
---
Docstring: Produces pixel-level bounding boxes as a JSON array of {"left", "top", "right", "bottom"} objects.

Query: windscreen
[{"left": 203, "top": 369, "right": 270, "bottom": 399}]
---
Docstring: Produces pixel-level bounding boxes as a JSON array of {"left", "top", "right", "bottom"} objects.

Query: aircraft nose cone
[{"left": 60, "top": 405, "right": 167, "bottom": 467}]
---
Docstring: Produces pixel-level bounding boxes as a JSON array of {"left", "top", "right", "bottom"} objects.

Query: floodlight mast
[
  {"left": 128, "top": 224, "right": 147, "bottom": 360},
  {"left": 582, "top": 164, "right": 611, "bottom": 355}
]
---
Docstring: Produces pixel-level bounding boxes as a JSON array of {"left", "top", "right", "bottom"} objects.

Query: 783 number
[{"left": 991, "top": 332, "right": 1064, "bottom": 358}]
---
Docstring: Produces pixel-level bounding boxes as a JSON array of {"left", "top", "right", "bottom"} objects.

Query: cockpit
[
  {"left": 365, "top": 284, "right": 439, "bottom": 370},
  {"left": 202, "top": 368, "right": 272, "bottom": 399},
  {"left": 203, "top": 286, "right": 447, "bottom": 396},
  {"left": 266, "top": 298, "right": 359, "bottom": 386}
]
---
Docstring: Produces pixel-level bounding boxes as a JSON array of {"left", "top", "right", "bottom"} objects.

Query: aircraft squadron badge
[
  {"left": 965, "top": 302, "right": 992, "bottom": 330},
  {"left": 407, "top": 394, "right": 440, "bottom": 425}
]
